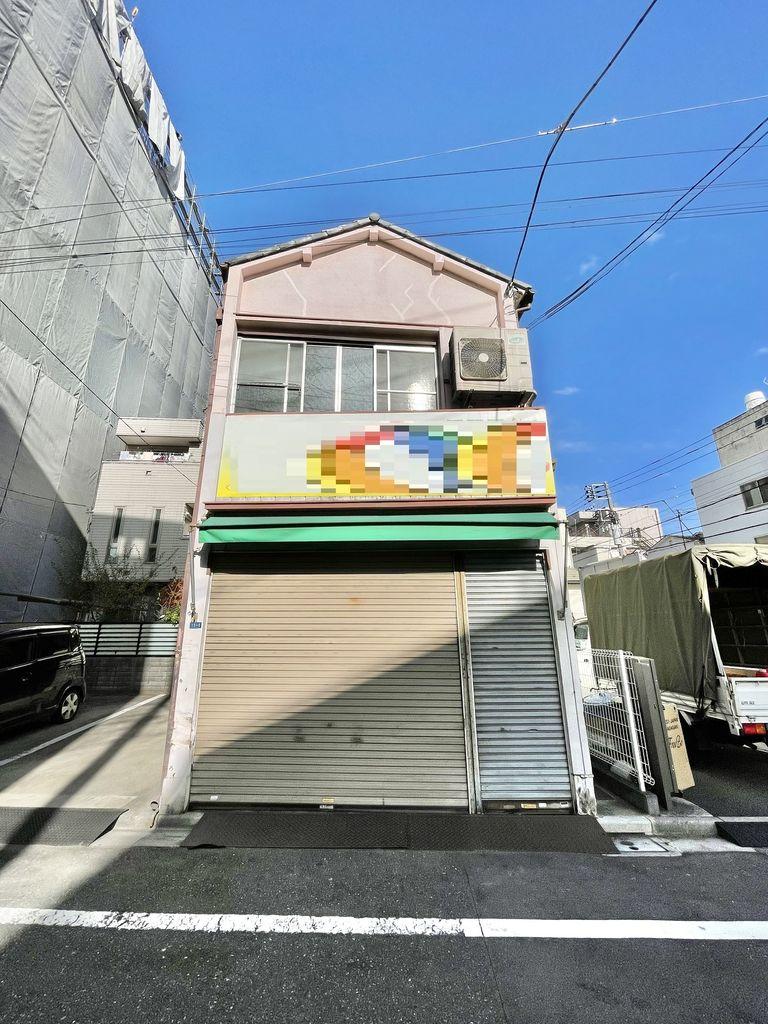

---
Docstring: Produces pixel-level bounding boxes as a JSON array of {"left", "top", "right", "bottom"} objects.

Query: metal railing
[
  {"left": 582, "top": 649, "right": 655, "bottom": 790},
  {"left": 78, "top": 623, "right": 179, "bottom": 657}
]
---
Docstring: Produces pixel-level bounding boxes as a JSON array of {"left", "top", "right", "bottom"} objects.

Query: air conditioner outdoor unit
[{"left": 450, "top": 327, "right": 535, "bottom": 407}]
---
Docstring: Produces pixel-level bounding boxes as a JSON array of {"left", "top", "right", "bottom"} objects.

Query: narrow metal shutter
[
  {"left": 192, "top": 552, "right": 469, "bottom": 808},
  {"left": 463, "top": 551, "right": 572, "bottom": 802}
]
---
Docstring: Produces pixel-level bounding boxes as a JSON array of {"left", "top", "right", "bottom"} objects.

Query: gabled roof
[{"left": 222, "top": 213, "right": 534, "bottom": 311}]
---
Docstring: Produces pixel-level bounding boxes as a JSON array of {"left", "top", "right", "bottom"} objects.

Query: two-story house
[{"left": 160, "top": 216, "right": 594, "bottom": 818}]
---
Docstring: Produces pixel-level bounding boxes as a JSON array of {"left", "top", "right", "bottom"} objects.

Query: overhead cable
[{"left": 507, "top": 0, "right": 662, "bottom": 286}]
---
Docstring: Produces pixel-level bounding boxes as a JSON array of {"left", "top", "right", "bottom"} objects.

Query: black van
[{"left": 0, "top": 625, "right": 86, "bottom": 729}]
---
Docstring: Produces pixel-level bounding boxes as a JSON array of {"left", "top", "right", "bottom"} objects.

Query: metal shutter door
[
  {"left": 192, "top": 552, "right": 469, "bottom": 808},
  {"left": 463, "top": 551, "right": 572, "bottom": 802}
]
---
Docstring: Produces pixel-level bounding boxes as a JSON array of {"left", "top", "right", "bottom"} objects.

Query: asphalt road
[
  {"left": 0, "top": 843, "right": 767, "bottom": 1023},
  {"left": 687, "top": 741, "right": 768, "bottom": 817}
]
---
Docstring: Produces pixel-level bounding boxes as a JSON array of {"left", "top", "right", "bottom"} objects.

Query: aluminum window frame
[
  {"left": 231, "top": 336, "right": 438, "bottom": 414},
  {"left": 742, "top": 476, "right": 768, "bottom": 510},
  {"left": 373, "top": 343, "right": 439, "bottom": 413},
  {"left": 108, "top": 506, "right": 124, "bottom": 561},
  {"left": 182, "top": 502, "right": 195, "bottom": 537},
  {"left": 232, "top": 337, "right": 305, "bottom": 414},
  {"left": 146, "top": 508, "right": 163, "bottom": 564}
]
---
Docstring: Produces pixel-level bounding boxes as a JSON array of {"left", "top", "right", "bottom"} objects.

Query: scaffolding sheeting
[{"left": 0, "top": 0, "right": 218, "bottom": 620}]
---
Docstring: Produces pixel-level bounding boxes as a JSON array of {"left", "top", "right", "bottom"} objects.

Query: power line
[
  {"left": 529, "top": 112, "right": 768, "bottom": 327},
  {"left": 569, "top": 449, "right": 761, "bottom": 526},
  {"left": 204, "top": 90, "right": 768, "bottom": 197},
  {"left": 5, "top": 136, "right": 768, "bottom": 252},
  {"left": 2, "top": 199, "right": 768, "bottom": 277},
  {"left": 5, "top": 87, "right": 765, "bottom": 223},
  {"left": 570, "top": 491, "right": 761, "bottom": 552},
  {"left": 3, "top": 177, "right": 767, "bottom": 258},
  {"left": 566, "top": 403, "right": 768, "bottom": 516},
  {"left": 508, "top": 0, "right": 661, "bottom": 285}
]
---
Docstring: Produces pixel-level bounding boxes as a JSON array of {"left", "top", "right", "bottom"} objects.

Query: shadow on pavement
[{"left": 0, "top": 696, "right": 168, "bottom": 870}]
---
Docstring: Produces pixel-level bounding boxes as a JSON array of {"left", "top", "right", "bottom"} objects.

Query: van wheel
[{"left": 55, "top": 689, "right": 81, "bottom": 724}]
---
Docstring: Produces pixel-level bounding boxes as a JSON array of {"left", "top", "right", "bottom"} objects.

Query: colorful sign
[{"left": 217, "top": 410, "right": 555, "bottom": 501}]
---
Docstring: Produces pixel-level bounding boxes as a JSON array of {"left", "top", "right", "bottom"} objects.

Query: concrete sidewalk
[
  {"left": 596, "top": 784, "right": 718, "bottom": 839},
  {"left": 0, "top": 696, "right": 169, "bottom": 831}
]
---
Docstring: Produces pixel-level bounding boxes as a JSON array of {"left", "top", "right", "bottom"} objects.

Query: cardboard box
[{"left": 663, "top": 704, "right": 695, "bottom": 791}]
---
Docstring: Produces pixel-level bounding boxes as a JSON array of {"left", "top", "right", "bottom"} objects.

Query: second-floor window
[
  {"left": 234, "top": 338, "right": 438, "bottom": 414},
  {"left": 742, "top": 476, "right": 768, "bottom": 509}
]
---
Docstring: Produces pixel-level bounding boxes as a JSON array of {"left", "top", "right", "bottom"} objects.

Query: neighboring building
[
  {"left": 0, "top": 0, "right": 218, "bottom": 621},
  {"left": 87, "top": 418, "right": 202, "bottom": 582},
  {"left": 160, "top": 215, "right": 594, "bottom": 817},
  {"left": 692, "top": 391, "right": 768, "bottom": 544},
  {"left": 643, "top": 532, "right": 703, "bottom": 558}
]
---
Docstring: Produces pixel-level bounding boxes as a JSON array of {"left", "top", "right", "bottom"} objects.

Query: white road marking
[
  {"left": 0, "top": 695, "right": 165, "bottom": 768},
  {"left": 0, "top": 907, "right": 767, "bottom": 940}
]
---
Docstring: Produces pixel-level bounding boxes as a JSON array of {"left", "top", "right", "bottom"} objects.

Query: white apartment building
[
  {"left": 88, "top": 419, "right": 202, "bottom": 581},
  {"left": 692, "top": 391, "right": 768, "bottom": 545}
]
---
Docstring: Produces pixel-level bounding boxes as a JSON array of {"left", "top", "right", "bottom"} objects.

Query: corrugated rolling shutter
[
  {"left": 463, "top": 551, "right": 572, "bottom": 803},
  {"left": 192, "top": 552, "right": 469, "bottom": 808}
]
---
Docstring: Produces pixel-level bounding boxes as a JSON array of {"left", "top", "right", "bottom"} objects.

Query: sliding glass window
[
  {"left": 234, "top": 338, "right": 437, "bottom": 413},
  {"left": 235, "top": 339, "right": 304, "bottom": 412}
]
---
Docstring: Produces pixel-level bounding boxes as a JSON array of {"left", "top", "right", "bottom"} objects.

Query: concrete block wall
[{"left": 86, "top": 656, "right": 174, "bottom": 697}]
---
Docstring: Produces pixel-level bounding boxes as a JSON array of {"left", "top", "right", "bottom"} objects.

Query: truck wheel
[{"left": 54, "top": 688, "right": 81, "bottom": 724}]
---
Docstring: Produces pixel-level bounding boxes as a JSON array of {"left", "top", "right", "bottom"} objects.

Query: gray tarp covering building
[
  {"left": 583, "top": 545, "right": 768, "bottom": 703},
  {"left": 0, "top": 0, "right": 217, "bottom": 619}
]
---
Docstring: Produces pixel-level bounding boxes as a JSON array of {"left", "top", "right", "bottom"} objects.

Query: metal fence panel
[
  {"left": 582, "top": 649, "right": 655, "bottom": 788},
  {"left": 75, "top": 623, "right": 178, "bottom": 657}
]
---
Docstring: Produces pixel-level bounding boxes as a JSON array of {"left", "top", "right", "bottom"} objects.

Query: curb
[{"left": 599, "top": 813, "right": 718, "bottom": 839}]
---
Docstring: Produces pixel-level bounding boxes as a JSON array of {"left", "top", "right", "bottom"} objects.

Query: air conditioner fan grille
[{"left": 459, "top": 337, "right": 507, "bottom": 380}]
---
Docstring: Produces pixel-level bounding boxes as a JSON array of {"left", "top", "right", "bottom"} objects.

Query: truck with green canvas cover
[{"left": 583, "top": 545, "right": 768, "bottom": 740}]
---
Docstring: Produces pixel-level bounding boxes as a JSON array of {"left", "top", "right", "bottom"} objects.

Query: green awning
[{"left": 198, "top": 511, "right": 559, "bottom": 545}]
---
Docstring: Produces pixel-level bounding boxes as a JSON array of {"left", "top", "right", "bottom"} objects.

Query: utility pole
[{"left": 584, "top": 481, "right": 625, "bottom": 556}]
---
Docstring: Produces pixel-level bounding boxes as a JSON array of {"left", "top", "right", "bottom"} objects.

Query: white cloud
[
  {"left": 578, "top": 255, "right": 599, "bottom": 274},
  {"left": 756, "top": 346, "right": 768, "bottom": 355},
  {"left": 646, "top": 228, "right": 665, "bottom": 246},
  {"left": 553, "top": 386, "right": 580, "bottom": 396},
  {"left": 557, "top": 440, "right": 592, "bottom": 453}
]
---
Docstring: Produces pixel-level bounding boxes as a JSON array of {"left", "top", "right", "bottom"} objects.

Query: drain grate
[
  {"left": 0, "top": 807, "right": 126, "bottom": 846},
  {"left": 182, "top": 809, "right": 615, "bottom": 853}
]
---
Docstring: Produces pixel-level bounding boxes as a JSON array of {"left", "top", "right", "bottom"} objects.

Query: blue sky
[{"left": 137, "top": 0, "right": 766, "bottom": 526}]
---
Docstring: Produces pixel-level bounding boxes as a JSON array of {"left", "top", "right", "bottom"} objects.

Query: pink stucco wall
[{"left": 237, "top": 233, "right": 505, "bottom": 327}]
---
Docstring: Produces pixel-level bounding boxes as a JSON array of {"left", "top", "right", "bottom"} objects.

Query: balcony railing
[
  {"left": 118, "top": 450, "right": 193, "bottom": 462},
  {"left": 215, "top": 408, "right": 555, "bottom": 503}
]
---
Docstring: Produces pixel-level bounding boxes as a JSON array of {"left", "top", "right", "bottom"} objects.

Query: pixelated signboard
[{"left": 217, "top": 411, "right": 555, "bottom": 500}]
